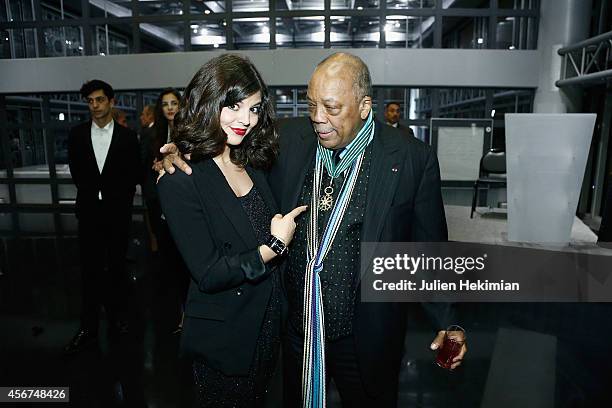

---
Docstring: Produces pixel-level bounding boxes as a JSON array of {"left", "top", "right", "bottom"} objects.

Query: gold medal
[{"left": 318, "top": 185, "right": 334, "bottom": 211}]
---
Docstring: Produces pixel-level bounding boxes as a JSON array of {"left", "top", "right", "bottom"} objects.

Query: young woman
[
  {"left": 141, "top": 88, "right": 182, "bottom": 248},
  {"left": 140, "top": 88, "right": 188, "bottom": 333},
  {"left": 157, "top": 54, "right": 306, "bottom": 407}
]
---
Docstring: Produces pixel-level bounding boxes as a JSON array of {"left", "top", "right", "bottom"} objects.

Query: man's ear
[{"left": 359, "top": 96, "right": 372, "bottom": 120}]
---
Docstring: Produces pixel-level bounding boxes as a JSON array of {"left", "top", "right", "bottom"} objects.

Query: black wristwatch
[{"left": 266, "top": 235, "right": 288, "bottom": 257}]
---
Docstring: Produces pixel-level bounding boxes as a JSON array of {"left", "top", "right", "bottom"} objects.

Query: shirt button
[{"left": 236, "top": 288, "right": 243, "bottom": 296}]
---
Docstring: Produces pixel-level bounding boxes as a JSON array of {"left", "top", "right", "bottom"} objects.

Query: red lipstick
[{"left": 230, "top": 127, "right": 247, "bottom": 136}]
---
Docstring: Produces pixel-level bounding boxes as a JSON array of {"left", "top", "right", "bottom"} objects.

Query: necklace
[{"left": 318, "top": 178, "right": 334, "bottom": 211}]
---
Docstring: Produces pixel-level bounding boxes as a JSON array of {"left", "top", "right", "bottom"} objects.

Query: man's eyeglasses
[{"left": 86, "top": 96, "right": 108, "bottom": 105}]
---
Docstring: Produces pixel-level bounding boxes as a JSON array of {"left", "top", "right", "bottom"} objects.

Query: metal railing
[{"left": 556, "top": 30, "right": 612, "bottom": 87}]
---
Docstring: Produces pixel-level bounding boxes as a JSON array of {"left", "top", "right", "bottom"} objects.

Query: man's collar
[
  {"left": 92, "top": 119, "right": 114, "bottom": 131},
  {"left": 386, "top": 121, "right": 399, "bottom": 128}
]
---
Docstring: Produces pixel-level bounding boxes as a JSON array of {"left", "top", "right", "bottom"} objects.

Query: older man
[{"left": 162, "top": 53, "right": 465, "bottom": 407}]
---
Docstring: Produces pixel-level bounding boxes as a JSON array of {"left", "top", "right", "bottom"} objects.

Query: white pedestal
[{"left": 505, "top": 113, "right": 596, "bottom": 243}]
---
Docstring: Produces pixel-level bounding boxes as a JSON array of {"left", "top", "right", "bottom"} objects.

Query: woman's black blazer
[{"left": 157, "top": 159, "right": 279, "bottom": 376}]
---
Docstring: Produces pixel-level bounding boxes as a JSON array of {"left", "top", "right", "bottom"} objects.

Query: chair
[{"left": 470, "top": 148, "right": 507, "bottom": 218}]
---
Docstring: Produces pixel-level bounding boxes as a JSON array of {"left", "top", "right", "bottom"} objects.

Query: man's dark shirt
[{"left": 286, "top": 144, "right": 373, "bottom": 341}]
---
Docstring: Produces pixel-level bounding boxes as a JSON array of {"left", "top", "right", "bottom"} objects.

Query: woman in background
[{"left": 141, "top": 88, "right": 188, "bottom": 333}]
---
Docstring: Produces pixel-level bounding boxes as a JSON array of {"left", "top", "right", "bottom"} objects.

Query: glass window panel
[
  {"left": 385, "top": 15, "right": 435, "bottom": 48},
  {"left": 47, "top": 93, "right": 89, "bottom": 123},
  {"left": 7, "top": 129, "right": 49, "bottom": 177},
  {"left": 492, "top": 89, "right": 534, "bottom": 119},
  {"left": 6, "top": 95, "right": 43, "bottom": 125},
  {"left": 191, "top": 20, "right": 226, "bottom": 50},
  {"left": 297, "top": 106, "right": 310, "bottom": 117},
  {"left": 412, "top": 125, "right": 429, "bottom": 143},
  {"left": 443, "top": 0, "right": 489, "bottom": 8},
  {"left": 438, "top": 88, "right": 487, "bottom": 118},
  {"left": 18, "top": 213, "right": 55, "bottom": 233},
  {"left": 139, "top": 21, "right": 185, "bottom": 53},
  {"left": 442, "top": 16, "right": 489, "bottom": 49},
  {"left": 275, "top": 107, "right": 296, "bottom": 118},
  {"left": 15, "top": 184, "right": 52, "bottom": 204},
  {"left": 0, "top": 187, "right": 9, "bottom": 205},
  {"left": 60, "top": 212, "right": 78, "bottom": 233},
  {"left": 297, "top": 88, "right": 308, "bottom": 104},
  {"left": 52, "top": 129, "right": 70, "bottom": 166},
  {"left": 138, "top": 1, "right": 184, "bottom": 16},
  {"left": 232, "top": 0, "right": 269, "bottom": 12},
  {"left": 43, "top": 26, "right": 85, "bottom": 57},
  {"left": 0, "top": 133, "right": 7, "bottom": 173},
  {"left": 90, "top": 0, "right": 133, "bottom": 17},
  {"left": 1, "top": 28, "right": 38, "bottom": 59},
  {"left": 331, "top": 0, "right": 379, "bottom": 10},
  {"left": 58, "top": 184, "right": 76, "bottom": 203},
  {"left": 411, "top": 88, "right": 433, "bottom": 119},
  {"left": 190, "top": 1, "right": 225, "bottom": 14},
  {"left": 387, "top": 0, "right": 435, "bottom": 9},
  {"left": 4, "top": 0, "right": 35, "bottom": 21},
  {"left": 499, "top": 0, "right": 536, "bottom": 9},
  {"left": 276, "top": 17, "right": 325, "bottom": 48},
  {"left": 41, "top": 1, "right": 83, "bottom": 20},
  {"left": 233, "top": 18, "right": 270, "bottom": 50},
  {"left": 331, "top": 16, "right": 379, "bottom": 48},
  {"left": 0, "top": 211, "right": 12, "bottom": 231},
  {"left": 495, "top": 16, "right": 536, "bottom": 50},
  {"left": 93, "top": 24, "right": 133, "bottom": 55},
  {"left": 274, "top": 88, "right": 294, "bottom": 104},
  {"left": 276, "top": 0, "right": 324, "bottom": 10},
  {"left": 143, "top": 91, "right": 159, "bottom": 108}
]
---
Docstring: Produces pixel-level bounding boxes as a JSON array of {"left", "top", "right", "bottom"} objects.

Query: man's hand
[
  {"left": 152, "top": 159, "right": 163, "bottom": 173},
  {"left": 430, "top": 329, "right": 467, "bottom": 370},
  {"left": 160, "top": 143, "right": 192, "bottom": 176}
]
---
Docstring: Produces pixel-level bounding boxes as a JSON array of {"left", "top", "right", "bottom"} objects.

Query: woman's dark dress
[{"left": 192, "top": 186, "right": 282, "bottom": 407}]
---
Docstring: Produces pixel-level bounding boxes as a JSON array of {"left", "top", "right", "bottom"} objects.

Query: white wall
[{"left": 0, "top": 48, "right": 540, "bottom": 93}]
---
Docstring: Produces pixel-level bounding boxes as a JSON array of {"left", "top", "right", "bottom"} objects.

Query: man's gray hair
[{"left": 317, "top": 53, "right": 373, "bottom": 101}]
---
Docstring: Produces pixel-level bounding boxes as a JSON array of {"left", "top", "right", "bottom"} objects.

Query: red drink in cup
[{"left": 435, "top": 325, "right": 465, "bottom": 370}]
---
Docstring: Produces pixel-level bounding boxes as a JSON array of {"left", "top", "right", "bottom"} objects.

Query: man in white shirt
[
  {"left": 65, "top": 80, "right": 142, "bottom": 354},
  {"left": 384, "top": 101, "right": 415, "bottom": 138}
]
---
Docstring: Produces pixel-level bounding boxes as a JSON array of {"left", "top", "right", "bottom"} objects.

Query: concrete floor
[{"left": 1, "top": 219, "right": 612, "bottom": 407}]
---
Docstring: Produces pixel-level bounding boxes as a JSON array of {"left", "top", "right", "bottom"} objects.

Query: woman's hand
[
  {"left": 270, "top": 205, "right": 308, "bottom": 245},
  {"left": 259, "top": 206, "right": 308, "bottom": 263}
]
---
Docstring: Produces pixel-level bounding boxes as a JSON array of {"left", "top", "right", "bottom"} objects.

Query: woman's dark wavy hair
[
  {"left": 151, "top": 88, "right": 182, "bottom": 161},
  {"left": 173, "top": 54, "right": 278, "bottom": 169}
]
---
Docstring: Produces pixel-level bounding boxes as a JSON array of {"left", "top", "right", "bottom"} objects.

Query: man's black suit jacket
[
  {"left": 67, "top": 120, "right": 141, "bottom": 220},
  {"left": 270, "top": 117, "right": 448, "bottom": 395},
  {"left": 398, "top": 123, "right": 416, "bottom": 138}
]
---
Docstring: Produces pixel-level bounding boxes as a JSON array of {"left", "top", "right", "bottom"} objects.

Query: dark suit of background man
[
  {"left": 384, "top": 101, "right": 415, "bottom": 138},
  {"left": 64, "top": 79, "right": 142, "bottom": 354}
]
